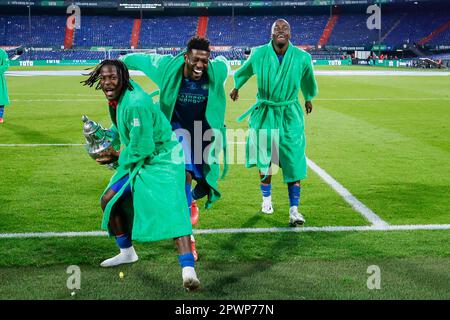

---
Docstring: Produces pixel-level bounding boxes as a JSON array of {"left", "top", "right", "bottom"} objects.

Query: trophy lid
[{"left": 82, "top": 115, "right": 101, "bottom": 136}]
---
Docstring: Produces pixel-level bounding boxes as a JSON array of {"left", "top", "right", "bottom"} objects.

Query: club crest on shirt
[{"left": 133, "top": 118, "right": 140, "bottom": 127}]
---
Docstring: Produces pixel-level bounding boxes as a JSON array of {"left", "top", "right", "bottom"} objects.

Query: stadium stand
[
  {"left": 72, "top": 15, "right": 134, "bottom": 48},
  {"left": 207, "top": 15, "right": 329, "bottom": 47},
  {"left": 0, "top": 15, "right": 66, "bottom": 47},
  {"left": 139, "top": 16, "right": 197, "bottom": 47},
  {"left": 17, "top": 49, "right": 108, "bottom": 61},
  {"left": 0, "top": 5, "right": 448, "bottom": 62},
  {"left": 384, "top": 11, "right": 450, "bottom": 47}
]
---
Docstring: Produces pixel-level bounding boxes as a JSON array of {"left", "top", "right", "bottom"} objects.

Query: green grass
[
  {"left": 0, "top": 231, "right": 449, "bottom": 299},
  {"left": 0, "top": 67, "right": 449, "bottom": 299}
]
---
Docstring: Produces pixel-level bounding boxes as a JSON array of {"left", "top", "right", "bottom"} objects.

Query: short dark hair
[
  {"left": 187, "top": 36, "right": 211, "bottom": 53},
  {"left": 81, "top": 59, "right": 133, "bottom": 98}
]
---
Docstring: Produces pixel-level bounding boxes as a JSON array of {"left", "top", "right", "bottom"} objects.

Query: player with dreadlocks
[
  {"left": 121, "top": 36, "right": 230, "bottom": 261},
  {"left": 82, "top": 59, "right": 200, "bottom": 291}
]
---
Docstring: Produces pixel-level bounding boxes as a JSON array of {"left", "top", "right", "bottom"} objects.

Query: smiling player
[
  {"left": 121, "top": 36, "right": 229, "bottom": 261},
  {"left": 82, "top": 60, "right": 200, "bottom": 291},
  {"left": 230, "top": 19, "right": 318, "bottom": 226}
]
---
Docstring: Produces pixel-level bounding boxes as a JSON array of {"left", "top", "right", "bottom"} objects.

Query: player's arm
[
  {"left": 230, "top": 50, "right": 255, "bottom": 101},
  {"left": 300, "top": 55, "right": 318, "bottom": 114},
  {"left": 0, "top": 50, "right": 9, "bottom": 73},
  {"left": 116, "top": 104, "right": 155, "bottom": 170},
  {"left": 120, "top": 53, "right": 171, "bottom": 87}
]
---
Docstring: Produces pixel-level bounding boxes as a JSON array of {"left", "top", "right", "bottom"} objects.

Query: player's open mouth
[
  {"left": 193, "top": 69, "right": 203, "bottom": 75},
  {"left": 104, "top": 88, "right": 115, "bottom": 97}
]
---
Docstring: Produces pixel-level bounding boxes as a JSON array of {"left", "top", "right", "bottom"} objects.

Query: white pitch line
[
  {"left": 1, "top": 224, "right": 449, "bottom": 239},
  {"left": 12, "top": 98, "right": 449, "bottom": 102},
  {"left": 7, "top": 70, "right": 450, "bottom": 77},
  {"left": 235, "top": 142, "right": 387, "bottom": 226},
  {"left": 228, "top": 70, "right": 450, "bottom": 77},
  {"left": 11, "top": 99, "right": 103, "bottom": 102},
  {"left": 0, "top": 141, "right": 389, "bottom": 227},
  {"left": 0, "top": 143, "right": 84, "bottom": 147},
  {"left": 239, "top": 98, "right": 449, "bottom": 101},
  {"left": 307, "top": 158, "right": 389, "bottom": 227}
]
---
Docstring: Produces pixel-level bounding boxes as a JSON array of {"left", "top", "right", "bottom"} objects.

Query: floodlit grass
[{"left": 0, "top": 67, "right": 449, "bottom": 299}]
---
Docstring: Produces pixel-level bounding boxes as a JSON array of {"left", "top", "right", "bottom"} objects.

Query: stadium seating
[
  {"left": 207, "top": 15, "right": 329, "bottom": 46},
  {"left": 383, "top": 11, "right": 450, "bottom": 47},
  {"left": 328, "top": 13, "right": 401, "bottom": 46},
  {"left": 72, "top": 15, "right": 134, "bottom": 48},
  {"left": 0, "top": 9, "right": 448, "bottom": 59},
  {"left": 0, "top": 15, "right": 66, "bottom": 47},
  {"left": 139, "top": 16, "right": 197, "bottom": 47},
  {"left": 17, "top": 49, "right": 108, "bottom": 61}
]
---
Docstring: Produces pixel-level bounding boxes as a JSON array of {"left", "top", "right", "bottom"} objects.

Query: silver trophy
[{"left": 82, "top": 115, "right": 120, "bottom": 169}]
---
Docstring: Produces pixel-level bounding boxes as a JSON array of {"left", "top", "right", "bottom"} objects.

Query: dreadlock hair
[
  {"left": 81, "top": 59, "right": 133, "bottom": 98},
  {"left": 187, "top": 36, "right": 211, "bottom": 53}
]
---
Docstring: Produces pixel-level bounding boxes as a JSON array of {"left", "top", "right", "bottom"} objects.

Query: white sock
[
  {"left": 100, "top": 246, "right": 138, "bottom": 267},
  {"left": 182, "top": 266, "right": 200, "bottom": 290}
]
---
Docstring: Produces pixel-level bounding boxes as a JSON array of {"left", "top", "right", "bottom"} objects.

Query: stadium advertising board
[
  {"left": 117, "top": 0, "right": 164, "bottom": 11},
  {"left": 1, "top": 0, "right": 447, "bottom": 8},
  {"left": 11, "top": 59, "right": 101, "bottom": 66}
]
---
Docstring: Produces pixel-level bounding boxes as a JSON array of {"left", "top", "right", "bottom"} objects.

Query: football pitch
[{"left": 0, "top": 66, "right": 449, "bottom": 300}]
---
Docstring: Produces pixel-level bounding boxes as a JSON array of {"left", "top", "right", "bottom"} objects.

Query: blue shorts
[
  {"left": 171, "top": 122, "right": 204, "bottom": 180},
  {"left": 110, "top": 174, "right": 131, "bottom": 196}
]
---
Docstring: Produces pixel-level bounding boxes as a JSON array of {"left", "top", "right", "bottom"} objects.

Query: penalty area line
[
  {"left": 307, "top": 158, "right": 389, "bottom": 227},
  {"left": 1, "top": 224, "right": 450, "bottom": 239}
]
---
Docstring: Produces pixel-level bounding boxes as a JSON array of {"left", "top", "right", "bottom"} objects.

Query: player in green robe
[
  {"left": 230, "top": 19, "right": 318, "bottom": 226},
  {"left": 121, "top": 37, "right": 229, "bottom": 261},
  {"left": 0, "top": 48, "right": 10, "bottom": 123},
  {"left": 82, "top": 60, "right": 200, "bottom": 291}
]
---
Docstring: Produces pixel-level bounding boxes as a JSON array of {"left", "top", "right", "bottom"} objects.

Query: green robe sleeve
[
  {"left": 118, "top": 105, "right": 155, "bottom": 170},
  {"left": 300, "top": 56, "right": 318, "bottom": 102},
  {"left": 120, "top": 53, "right": 171, "bottom": 87},
  {"left": 0, "top": 50, "right": 9, "bottom": 74},
  {"left": 233, "top": 50, "right": 254, "bottom": 90},
  {"left": 213, "top": 55, "right": 231, "bottom": 83}
]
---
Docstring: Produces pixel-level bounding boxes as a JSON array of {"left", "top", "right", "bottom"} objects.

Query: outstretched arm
[
  {"left": 230, "top": 51, "right": 255, "bottom": 101},
  {"left": 120, "top": 53, "right": 171, "bottom": 87}
]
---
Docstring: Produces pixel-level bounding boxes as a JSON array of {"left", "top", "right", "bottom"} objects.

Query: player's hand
[
  {"left": 96, "top": 147, "right": 119, "bottom": 165},
  {"left": 305, "top": 101, "right": 313, "bottom": 114},
  {"left": 230, "top": 88, "right": 239, "bottom": 101}
]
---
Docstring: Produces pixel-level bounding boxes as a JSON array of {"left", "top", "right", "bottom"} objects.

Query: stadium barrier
[{"left": 10, "top": 59, "right": 413, "bottom": 68}]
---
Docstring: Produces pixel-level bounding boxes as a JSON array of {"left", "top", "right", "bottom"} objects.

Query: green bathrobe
[
  {"left": 234, "top": 41, "right": 318, "bottom": 182},
  {"left": 102, "top": 80, "right": 192, "bottom": 242},
  {"left": 0, "top": 49, "right": 10, "bottom": 106},
  {"left": 121, "top": 52, "right": 229, "bottom": 209}
]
